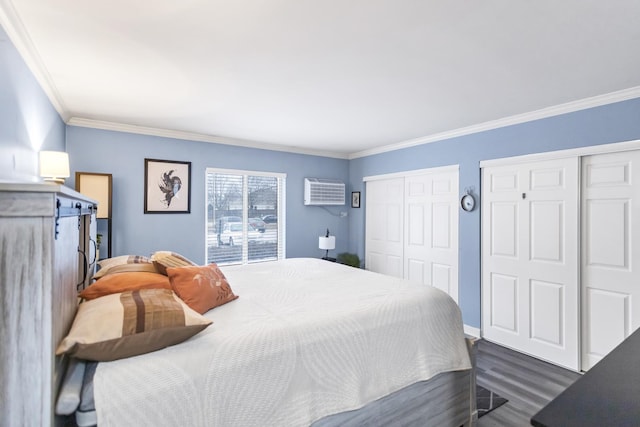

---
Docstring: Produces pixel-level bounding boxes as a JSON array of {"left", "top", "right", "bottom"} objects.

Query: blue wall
[
  {"left": 0, "top": 25, "right": 65, "bottom": 182},
  {"left": 4, "top": 20, "right": 640, "bottom": 330},
  {"left": 349, "top": 98, "right": 640, "bottom": 328},
  {"left": 66, "top": 126, "right": 350, "bottom": 263}
]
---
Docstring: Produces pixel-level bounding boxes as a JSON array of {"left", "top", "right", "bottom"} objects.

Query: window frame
[{"left": 205, "top": 168, "right": 286, "bottom": 265}]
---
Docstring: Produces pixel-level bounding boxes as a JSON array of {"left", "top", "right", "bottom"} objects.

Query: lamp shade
[
  {"left": 318, "top": 235, "right": 336, "bottom": 250},
  {"left": 39, "top": 151, "right": 70, "bottom": 184}
]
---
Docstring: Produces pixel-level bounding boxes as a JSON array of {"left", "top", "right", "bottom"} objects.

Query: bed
[{"left": 57, "top": 257, "right": 475, "bottom": 426}]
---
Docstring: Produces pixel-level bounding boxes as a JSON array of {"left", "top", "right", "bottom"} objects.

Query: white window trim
[{"left": 205, "top": 168, "right": 286, "bottom": 265}]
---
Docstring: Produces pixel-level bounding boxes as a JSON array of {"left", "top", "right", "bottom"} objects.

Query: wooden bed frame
[{"left": 0, "top": 184, "right": 96, "bottom": 427}]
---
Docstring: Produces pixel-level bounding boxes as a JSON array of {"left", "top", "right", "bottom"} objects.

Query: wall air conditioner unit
[{"left": 304, "top": 178, "right": 345, "bottom": 206}]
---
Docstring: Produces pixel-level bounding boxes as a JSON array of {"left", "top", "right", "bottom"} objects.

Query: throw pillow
[
  {"left": 56, "top": 289, "right": 212, "bottom": 361},
  {"left": 166, "top": 263, "right": 238, "bottom": 314},
  {"left": 151, "top": 251, "right": 198, "bottom": 275},
  {"left": 79, "top": 272, "right": 171, "bottom": 300},
  {"left": 94, "top": 255, "right": 153, "bottom": 279}
]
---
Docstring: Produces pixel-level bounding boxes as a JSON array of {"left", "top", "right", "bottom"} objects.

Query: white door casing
[
  {"left": 404, "top": 171, "right": 459, "bottom": 302},
  {"left": 482, "top": 157, "right": 580, "bottom": 370},
  {"left": 581, "top": 151, "right": 640, "bottom": 370}
]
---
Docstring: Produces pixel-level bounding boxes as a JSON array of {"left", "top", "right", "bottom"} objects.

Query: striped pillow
[
  {"left": 98, "top": 255, "right": 150, "bottom": 269},
  {"left": 56, "top": 288, "right": 212, "bottom": 361},
  {"left": 151, "top": 251, "right": 197, "bottom": 275},
  {"left": 94, "top": 255, "right": 154, "bottom": 279}
]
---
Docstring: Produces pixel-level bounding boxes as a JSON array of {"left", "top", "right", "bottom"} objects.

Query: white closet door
[
  {"left": 365, "top": 178, "right": 405, "bottom": 278},
  {"left": 404, "top": 170, "right": 459, "bottom": 301},
  {"left": 582, "top": 151, "right": 640, "bottom": 370},
  {"left": 482, "top": 157, "right": 579, "bottom": 370}
]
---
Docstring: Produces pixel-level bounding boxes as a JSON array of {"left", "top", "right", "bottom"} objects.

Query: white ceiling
[{"left": 2, "top": 0, "right": 640, "bottom": 158}]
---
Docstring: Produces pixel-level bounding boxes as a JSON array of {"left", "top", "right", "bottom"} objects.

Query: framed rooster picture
[{"left": 144, "top": 158, "right": 191, "bottom": 213}]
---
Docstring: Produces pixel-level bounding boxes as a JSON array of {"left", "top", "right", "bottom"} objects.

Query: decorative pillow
[
  {"left": 94, "top": 263, "right": 158, "bottom": 279},
  {"left": 166, "top": 263, "right": 238, "bottom": 314},
  {"left": 56, "top": 289, "right": 212, "bottom": 361},
  {"left": 98, "top": 255, "right": 151, "bottom": 270},
  {"left": 94, "top": 255, "right": 153, "bottom": 279},
  {"left": 79, "top": 272, "right": 171, "bottom": 300},
  {"left": 151, "top": 251, "right": 198, "bottom": 275}
]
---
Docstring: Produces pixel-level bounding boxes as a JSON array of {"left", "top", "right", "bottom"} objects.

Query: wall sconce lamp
[
  {"left": 39, "top": 151, "right": 70, "bottom": 184},
  {"left": 319, "top": 228, "right": 336, "bottom": 262}
]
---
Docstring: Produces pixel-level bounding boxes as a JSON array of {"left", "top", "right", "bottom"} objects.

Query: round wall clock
[{"left": 461, "top": 193, "right": 475, "bottom": 212}]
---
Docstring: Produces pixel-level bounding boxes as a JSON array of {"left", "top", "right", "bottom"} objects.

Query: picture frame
[
  {"left": 144, "top": 158, "right": 191, "bottom": 214},
  {"left": 76, "top": 172, "right": 112, "bottom": 219},
  {"left": 351, "top": 191, "right": 361, "bottom": 208},
  {"left": 76, "top": 171, "right": 113, "bottom": 259}
]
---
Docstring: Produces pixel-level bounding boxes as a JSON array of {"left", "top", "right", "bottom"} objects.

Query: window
[{"left": 206, "top": 168, "right": 286, "bottom": 265}]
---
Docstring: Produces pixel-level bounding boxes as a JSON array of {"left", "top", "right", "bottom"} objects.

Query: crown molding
[
  {"left": 3, "top": 0, "right": 639, "bottom": 161},
  {"left": 348, "top": 87, "right": 640, "bottom": 160},
  {"left": 1, "top": 1, "right": 347, "bottom": 160},
  {"left": 72, "top": 85, "right": 640, "bottom": 162},
  {"left": 67, "top": 117, "right": 350, "bottom": 159},
  {"left": 0, "top": 0, "right": 69, "bottom": 121}
]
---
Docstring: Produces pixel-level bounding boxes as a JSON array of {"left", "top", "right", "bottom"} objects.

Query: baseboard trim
[{"left": 464, "top": 325, "right": 481, "bottom": 338}]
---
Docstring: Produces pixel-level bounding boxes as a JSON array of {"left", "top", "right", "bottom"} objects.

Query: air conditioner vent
[{"left": 304, "top": 178, "right": 345, "bottom": 205}]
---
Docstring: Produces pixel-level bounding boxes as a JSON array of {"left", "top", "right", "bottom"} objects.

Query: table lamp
[{"left": 319, "top": 228, "right": 336, "bottom": 261}]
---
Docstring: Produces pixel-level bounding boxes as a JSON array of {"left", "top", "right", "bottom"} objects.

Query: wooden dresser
[{"left": 0, "top": 183, "right": 96, "bottom": 427}]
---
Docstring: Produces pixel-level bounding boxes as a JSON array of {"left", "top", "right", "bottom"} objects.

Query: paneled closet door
[
  {"left": 482, "top": 157, "right": 579, "bottom": 370},
  {"left": 582, "top": 150, "right": 640, "bottom": 370},
  {"left": 404, "top": 170, "right": 459, "bottom": 302},
  {"left": 365, "top": 178, "right": 405, "bottom": 278}
]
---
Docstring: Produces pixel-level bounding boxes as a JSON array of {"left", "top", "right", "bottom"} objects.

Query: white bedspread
[{"left": 94, "top": 258, "right": 471, "bottom": 426}]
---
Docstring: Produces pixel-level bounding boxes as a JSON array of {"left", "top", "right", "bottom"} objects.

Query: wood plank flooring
[{"left": 476, "top": 339, "right": 582, "bottom": 426}]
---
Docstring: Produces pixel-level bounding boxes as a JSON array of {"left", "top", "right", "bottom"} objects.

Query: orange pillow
[
  {"left": 79, "top": 272, "right": 171, "bottom": 300},
  {"left": 166, "top": 264, "right": 238, "bottom": 314}
]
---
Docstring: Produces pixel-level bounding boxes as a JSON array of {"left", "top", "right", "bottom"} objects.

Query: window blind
[{"left": 206, "top": 169, "right": 286, "bottom": 265}]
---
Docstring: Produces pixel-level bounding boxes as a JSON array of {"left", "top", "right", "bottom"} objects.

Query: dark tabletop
[{"left": 531, "top": 328, "right": 640, "bottom": 427}]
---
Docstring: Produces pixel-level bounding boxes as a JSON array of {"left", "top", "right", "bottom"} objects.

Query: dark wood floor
[{"left": 476, "top": 339, "right": 582, "bottom": 426}]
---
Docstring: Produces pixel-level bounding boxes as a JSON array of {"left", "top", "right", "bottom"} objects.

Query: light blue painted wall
[
  {"left": 5, "top": 20, "right": 640, "bottom": 330},
  {"left": 66, "top": 126, "right": 350, "bottom": 263},
  {"left": 0, "top": 25, "right": 65, "bottom": 181},
  {"left": 349, "top": 98, "right": 640, "bottom": 328}
]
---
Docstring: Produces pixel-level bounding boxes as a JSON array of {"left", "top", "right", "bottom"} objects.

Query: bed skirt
[{"left": 314, "top": 369, "right": 475, "bottom": 427}]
